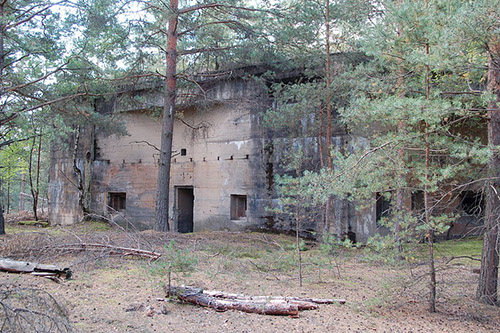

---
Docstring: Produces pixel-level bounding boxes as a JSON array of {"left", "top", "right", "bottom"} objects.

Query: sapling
[{"left": 150, "top": 240, "right": 198, "bottom": 297}]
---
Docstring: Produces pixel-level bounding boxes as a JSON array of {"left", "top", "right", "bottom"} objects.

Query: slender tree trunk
[
  {"left": 32, "top": 134, "right": 42, "bottom": 220},
  {"left": 318, "top": 107, "right": 324, "bottom": 168},
  {"left": 295, "top": 212, "right": 303, "bottom": 287},
  {"left": 155, "top": 0, "right": 178, "bottom": 232},
  {"left": 325, "top": 0, "right": 332, "bottom": 169},
  {"left": 6, "top": 179, "right": 9, "bottom": 214},
  {"left": 0, "top": 1, "right": 4, "bottom": 86},
  {"left": 72, "top": 126, "right": 89, "bottom": 215},
  {"left": 20, "top": 173, "right": 25, "bottom": 211},
  {"left": 0, "top": 178, "right": 4, "bottom": 235},
  {"left": 323, "top": 0, "right": 338, "bottom": 239},
  {"left": 477, "top": 38, "right": 500, "bottom": 306},
  {"left": 0, "top": 2, "right": 6, "bottom": 235},
  {"left": 424, "top": 130, "right": 436, "bottom": 313},
  {"left": 394, "top": 0, "right": 405, "bottom": 256},
  {"left": 424, "top": 38, "right": 436, "bottom": 313},
  {"left": 28, "top": 136, "right": 38, "bottom": 220}
]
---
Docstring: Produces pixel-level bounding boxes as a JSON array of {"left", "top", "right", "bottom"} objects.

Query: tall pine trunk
[
  {"left": 29, "top": 134, "right": 42, "bottom": 221},
  {"left": 394, "top": 0, "right": 405, "bottom": 256},
  {"left": 0, "top": 178, "right": 4, "bottom": 234},
  {"left": 424, "top": 38, "right": 436, "bottom": 313},
  {"left": 155, "top": 0, "right": 178, "bottom": 232},
  {"left": 477, "top": 38, "right": 500, "bottom": 306},
  {"left": 0, "top": 0, "right": 5, "bottom": 235}
]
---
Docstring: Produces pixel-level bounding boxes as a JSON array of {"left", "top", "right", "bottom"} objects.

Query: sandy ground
[{"left": 0, "top": 225, "right": 498, "bottom": 332}]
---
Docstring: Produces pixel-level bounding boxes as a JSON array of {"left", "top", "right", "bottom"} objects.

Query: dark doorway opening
[{"left": 176, "top": 187, "right": 194, "bottom": 233}]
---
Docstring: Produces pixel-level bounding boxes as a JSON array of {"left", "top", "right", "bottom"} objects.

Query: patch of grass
[
  {"left": 202, "top": 243, "right": 264, "bottom": 259},
  {"left": 408, "top": 237, "right": 482, "bottom": 266},
  {"left": 433, "top": 237, "right": 482, "bottom": 266},
  {"left": 434, "top": 238, "right": 482, "bottom": 258},
  {"left": 17, "top": 220, "right": 49, "bottom": 227},
  {"left": 73, "top": 220, "right": 113, "bottom": 232}
]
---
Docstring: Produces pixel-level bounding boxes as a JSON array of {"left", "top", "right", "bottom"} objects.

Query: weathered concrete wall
[
  {"left": 82, "top": 77, "right": 270, "bottom": 231},
  {"left": 48, "top": 70, "right": 378, "bottom": 240},
  {"left": 48, "top": 125, "right": 95, "bottom": 226}
]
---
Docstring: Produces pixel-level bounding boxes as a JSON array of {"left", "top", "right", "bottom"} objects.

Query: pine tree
[{"left": 130, "top": 0, "right": 281, "bottom": 231}]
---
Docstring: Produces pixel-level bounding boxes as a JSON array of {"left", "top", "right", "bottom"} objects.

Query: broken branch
[
  {"left": 0, "top": 258, "right": 72, "bottom": 280},
  {"left": 53, "top": 243, "right": 162, "bottom": 260}
]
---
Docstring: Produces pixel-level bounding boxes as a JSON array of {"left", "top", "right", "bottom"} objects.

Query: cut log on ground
[
  {"left": 0, "top": 258, "right": 72, "bottom": 280},
  {"left": 170, "top": 286, "right": 345, "bottom": 316},
  {"left": 203, "top": 290, "right": 346, "bottom": 305}
]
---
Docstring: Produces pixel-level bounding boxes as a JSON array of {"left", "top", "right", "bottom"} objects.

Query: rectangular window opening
[
  {"left": 108, "top": 192, "right": 126, "bottom": 212},
  {"left": 231, "top": 195, "right": 247, "bottom": 220},
  {"left": 376, "top": 192, "right": 391, "bottom": 225}
]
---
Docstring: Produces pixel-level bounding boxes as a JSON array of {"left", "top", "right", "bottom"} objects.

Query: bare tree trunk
[
  {"left": 0, "top": 178, "right": 4, "bottom": 234},
  {"left": 424, "top": 38, "right": 436, "bottom": 313},
  {"left": 323, "top": 0, "right": 338, "bottom": 238},
  {"left": 295, "top": 213, "right": 303, "bottom": 287},
  {"left": 29, "top": 134, "right": 42, "bottom": 220},
  {"left": 394, "top": 0, "right": 405, "bottom": 256},
  {"left": 477, "top": 38, "right": 500, "bottom": 306},
  {"left": 28, "top": 136, "right": 39, "bottom": 220},
  {"left": 155, "top": 0, "right": 178, "bottom": 232},
  {"left": 0, "top": 2, "right": 5, "bottom": 235},
  {"left": 72, "top": 126, "right": 88, "bottom": 215},
  {"left": 0, "top": 200, "right": 4, "bottom": 235},
  {"left": 424, "top": 131, "right": 436, "bottom": 313},
  {"left": 6, "top": 179, "right": 9, "bottom": 215},
  {"left": 325, "top": 0, "right": 332, "bottom": 170},
  {"left": 20, "top": 173, "right": 25, "bottom": 211}
]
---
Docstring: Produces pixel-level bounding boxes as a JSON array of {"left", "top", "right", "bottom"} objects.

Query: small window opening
[
  {"left": 180, "top": 148, "right": 187, "bottom": 156},
  {"left": 108, "top": 192, "right": 126, "bottom": 211},
  {"left": 411, "top": 191, "right": 425, "bottom": 211},
  {"left": 231, "top": 195, "right": 247, "bottom": 220},
  {"left": 376, "top": 192, "right": 391, "bottom": 225},
  {"left": 460, "top": 191, "right": 484, "bottom": 216}
]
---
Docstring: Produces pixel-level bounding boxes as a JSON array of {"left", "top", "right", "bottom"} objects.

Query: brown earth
[{"left": 0, "top": 222, "right": 498, "bottom": 332}]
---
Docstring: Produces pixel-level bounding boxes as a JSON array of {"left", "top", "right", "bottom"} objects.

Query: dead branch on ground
[
  {"left": 0, "top": 288, "right": 73, "bottom": 332},
  {"left": 52, "top": 243, "right": 161, "bottom": 260},
  {"left": 170, "top": 286, "right": 345, "bottom": 317},
  {"left": 0, "top": 258, "right": 72, "bottom": 281}
]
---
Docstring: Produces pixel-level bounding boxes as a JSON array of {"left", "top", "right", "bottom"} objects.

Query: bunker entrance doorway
[{"left": 175, "top": 187, "right": 194, "bottom": 233}]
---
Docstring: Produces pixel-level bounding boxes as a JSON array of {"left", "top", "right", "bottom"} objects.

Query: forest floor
[{"left": 0, "top": 220, "right": 499, "bottom": 332}]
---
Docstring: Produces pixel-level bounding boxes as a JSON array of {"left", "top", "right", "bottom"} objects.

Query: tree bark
[
  {"left": 6, "top": 179, "right": 10, "bottom": 214},
  {"left": 72, "top": 126, "right": 88, "bottom": 214},
  {"left": 29, "top": 134, "right": 42, "bottom": 221},
  {"left": 424, "top": 37, "right": 436, "bottom": 313},
  {"left": 0, "top": 258, "right": 71, "bottom": 279},
  {"left": 171, "top": 287, "right": 344, "bottom": 316},
  {"left": 155, "top": 0, "right": 178, "bottom": 232},
  {"left": 394, "top": 0, "right": 405, "bottom": 256},
  {"left": 179, "top": 293, "right": 300, "bottom": 315},
  {"left": 325, "top": 0, "right": 332, "bottom": 170},
  {"left": 0, "top": 0, "right": 5, "bottom": 236},
  {"left": 477, "top": 38, "right": 500, "bottom": 306},
  {"left": 202, "top": 290, "right": 346, "bottom": 304},
  {"left": 0, "top": 191, "right": 4, "bottom": 235},
  {"left": 20, "top": 172, "right": 25, "bottom": 211}
]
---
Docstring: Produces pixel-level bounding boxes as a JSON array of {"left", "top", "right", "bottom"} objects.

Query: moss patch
[{"left": 17, "top": 220, "right": 49, "bottom": 228}]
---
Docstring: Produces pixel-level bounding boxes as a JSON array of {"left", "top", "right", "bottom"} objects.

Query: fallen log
[
  {"left": 0, "top": 258, "right": 72, "bottom": 280},
  {"left": 203, "top": 290, "right": 346, "bottom": 304},
  {"left": 171, "top": 286, "right": 344, "bottom": 316},
  {"left": 178, "top": 293, "right": 300, "bottom": 316}
]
